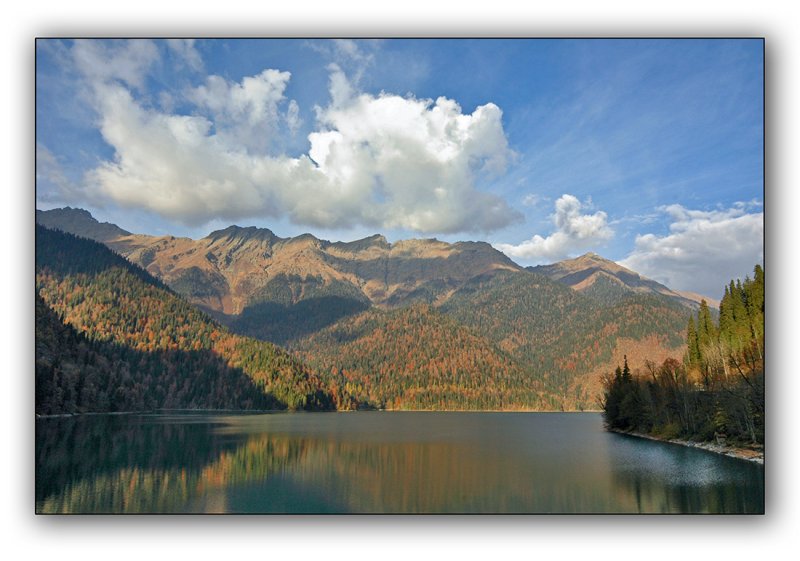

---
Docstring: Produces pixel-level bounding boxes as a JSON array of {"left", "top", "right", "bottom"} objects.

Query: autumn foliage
[{"left": 35, "top": 225, "right": 334, "bottom": 414}]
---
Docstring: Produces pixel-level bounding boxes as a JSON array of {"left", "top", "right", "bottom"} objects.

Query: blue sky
[{"left": 35, "top": 38, "right": 763, "bottom": 297}]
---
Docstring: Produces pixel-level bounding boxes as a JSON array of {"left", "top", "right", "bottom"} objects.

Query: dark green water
[{"left": 35, "top": 412, "right": 764, "bottom": 514}]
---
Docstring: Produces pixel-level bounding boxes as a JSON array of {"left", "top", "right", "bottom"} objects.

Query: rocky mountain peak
[
  {"left": 36, "top": 207, "right": 132, "bottom": 242},
  {"left": 529, "top": 252, "right": 708, "bottom": 309},
  {"left": 206, "top": 225, "right": 282, "bottom": 244}
]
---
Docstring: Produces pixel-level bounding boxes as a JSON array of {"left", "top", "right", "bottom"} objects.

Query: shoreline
[
  {"left": 610, "top": 428, "right": 764, "bottom": 465},
  {"left": 35, "top": 408, "right": 603, "bottom": 419},
  {"left": 34, "top": 408, "right": 287, "bottom": 419}
]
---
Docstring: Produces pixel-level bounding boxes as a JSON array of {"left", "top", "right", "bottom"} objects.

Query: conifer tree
[
  {"left": 686, "top": 316, "right": 701, "bottom": 367},
  {"left": 697, "top": 300, "right": 717, "bottom": 351},
  {"left": 622, "top": 355, "right": 631, "bottom": 383},
  {"left": 718, "top": 285, "right": 735, "bottom": 349}
]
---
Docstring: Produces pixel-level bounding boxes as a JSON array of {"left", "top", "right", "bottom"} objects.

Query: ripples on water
[{"left": 35, "top": 412, "right": 764, "bottom": 514}]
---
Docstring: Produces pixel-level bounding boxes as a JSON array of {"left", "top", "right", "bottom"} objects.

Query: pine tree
[
  {"left": 697, "top": 300, "right": 717, "bottom": 350},
  {"left": 686, "top": 315, "right": 701, "bottom": 367},
  {"left": 718, "top": 285, "right": 735, "bottom": 349},
  {"left": 745, "top": 265, "right": 765, "bottom": 346}
]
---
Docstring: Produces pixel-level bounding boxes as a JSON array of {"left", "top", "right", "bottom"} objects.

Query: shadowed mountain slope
[{"left": 35, "top": 224, "right": 333, "bottom": 412}]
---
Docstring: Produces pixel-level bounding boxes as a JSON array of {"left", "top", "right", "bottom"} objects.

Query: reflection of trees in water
[
  {"left": 36, "top": 416, "right": 244, "bottom": 507},
  {"left": 609, "top": 459, "right": 764, "bottom": 514},
  {"left": 36, "top": 417, "right": 765, "bottom": 513},
  {"left": 36, "top": 421, "right": 310, "bottom": 513}
]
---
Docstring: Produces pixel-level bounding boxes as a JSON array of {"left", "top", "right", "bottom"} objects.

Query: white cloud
[
  {"left": 325, "top": 63, "right": 355, "bottom": 108},
  {"left": 285, "top": 99, "right": 302, "bottom": 135},
  {"left": 619, "top": 202, "right": 763, "bottom": 298},
  {"left": 187, "top": 69, "right": 294, "bottom": 154},
  {"left": 166, "top": 39, "right": 203, "bottom": 72},
  {"left": 494, "top": 194, "right": 613, "bottom": 261},
  {"left": 521, "top": 193, "right": 542, "bottom": 207},
  {"left": 72, "top": 39, "right": 159, "bottom": 91},
  {"left": 66, "top": 44, "right": 520, "bottom": 233},
  {"left": 308, "top": 39, "right": 379, "bottom": 87}
]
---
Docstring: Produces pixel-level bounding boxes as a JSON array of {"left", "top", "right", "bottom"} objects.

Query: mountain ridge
[
  {"left": 36, "top": 207, "right": 131, "bottom": 242},
  {"left": 37, "top": 207, "right": 523, "bottom": 315},
  {"left": 528, "top": 252, "right": 712, "bottom": 309},
  {"left": 36, "top": 207, "right": 692, "bottom": 409},
  {"left": 35, "top": 207, "right": 714, "bottom": 309}
]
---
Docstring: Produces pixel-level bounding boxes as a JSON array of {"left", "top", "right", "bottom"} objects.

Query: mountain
[
  {"left": 37, "top": 207, "right": 523, "bottom": 345},
  {"left": 528, "top": 252, "right": 710, "bottom": 308},
  {"left": 35, "top": 224, "right": 333, "bottom": 413},
  {"left": 37, "top": 208, "right": 521, "bottom": 318},
  {"left": 676, "top": 290, "right": 721, "bottom": 309},
  {"left": 36, "top": 207, "right": 131, "bottom": 242},
  {"left": 296, "top": 304, "right": 545, "bottom": 410},
  {"left": 36, "top": 208, "right": 693, "bottom": 410},
  {"left": 439, "top": 269, "right": 690, "bottom": 409}
]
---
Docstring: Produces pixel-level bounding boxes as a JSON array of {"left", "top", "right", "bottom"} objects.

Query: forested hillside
[
  {"left": 36, "top": 208, "right": 697, "bottom": 412},
  {"left": 602, "top": 265, "right": 764, "bottom": 445},
  {"left": 439, "top": 271, "right": 689, "bottom": 409},
  {"left": 35, "top": 225, "right": 334, "bottom": 413},
  {"left": 296, "top": 305, "right": 545, "bottom": 410}
]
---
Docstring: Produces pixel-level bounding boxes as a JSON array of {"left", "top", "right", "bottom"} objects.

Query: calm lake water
[{"left": 35, "top": 412, "right": 764, "bottom": 514}]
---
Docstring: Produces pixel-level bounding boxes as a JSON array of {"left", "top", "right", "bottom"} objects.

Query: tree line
[{"left": 602, "top": 265, "right": 764, "bottom": 445}]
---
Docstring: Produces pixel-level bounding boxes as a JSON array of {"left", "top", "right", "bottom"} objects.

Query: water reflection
[
  {"left": 35, "top": 413, "right": 764, "bottom": 514},
  {"left": 608, "top": 434, "right": 764, "bottom": 514}
]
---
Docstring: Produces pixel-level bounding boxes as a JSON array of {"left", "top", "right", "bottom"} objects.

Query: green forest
[
  {"left": 36, "top": 222, "right": 698, "bottom": 414},
  {"left": 296, "top": 304, "right": 546, "bottom": 410},
  {"left": 36, "top": 225, "right": 334, "bottom": 414},
  {"left": 602, "top": 265, "right": 764, "bottom": 446},
  {"left": 438, "top": 271, "right": 689, "bottom": 409}
]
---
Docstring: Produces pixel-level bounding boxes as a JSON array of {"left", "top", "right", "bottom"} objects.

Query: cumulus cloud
[
  {"left": 495, "top": 194, "right": 613, "bottom": 261},
  {"left": 65, "top": 41, "right": 520, "bottom": 233},
  {"left": 187, "top": 69, "right": 294, "bottom": 154},
  {"left": 620, "top": 202, "right": 763, "bottom": 298}
]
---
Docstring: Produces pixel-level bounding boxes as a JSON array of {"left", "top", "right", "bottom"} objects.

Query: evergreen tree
[
  {"left": 697, "top": 300, "right": 717, "bottom": 350},
  {"left": 686, "top": 315, "right": 701, "bottom": 367},
  {"left": 718, "top": 285, "right": 735, "bottom": 349},
  {"left": 745, "top": 265, "right": 765, "bottom": 347},
  {"left": 622, "top": 355, "right": 631, "bottom": 383},
  {"left": 602, "top": 264, "right": 764, "bottom": 445}
]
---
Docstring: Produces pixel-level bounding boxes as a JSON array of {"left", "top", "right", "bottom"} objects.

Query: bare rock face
[
  {"left": 529, "top": 252, "right": 711, "bottom": 309},
  {"left": 37, "top": 208, "right": 521, "bottom": 315}
]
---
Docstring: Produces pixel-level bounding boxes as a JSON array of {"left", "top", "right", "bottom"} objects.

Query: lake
[{"left": 35, "top": 412, "right": 764, "bottom": 514}]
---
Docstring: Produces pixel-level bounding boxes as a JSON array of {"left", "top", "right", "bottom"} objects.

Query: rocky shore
[{"left": 610, "top": 429, "right": 764, "bottom": 465}]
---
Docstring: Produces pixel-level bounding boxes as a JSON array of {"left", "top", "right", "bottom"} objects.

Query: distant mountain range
[
  {"left": 36, "top": 207, "right": 712, "bottom": 312},
  {"left": 529, "top": 252, "right": 718, "bottom": 308},
  {"left": 35, "top": 207, "right": 703, "bottom": 410}
]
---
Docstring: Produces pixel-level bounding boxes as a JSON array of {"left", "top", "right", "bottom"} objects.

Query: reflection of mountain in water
[{"left": 36, "top": 414, "right": 764, "bottom": 514}]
